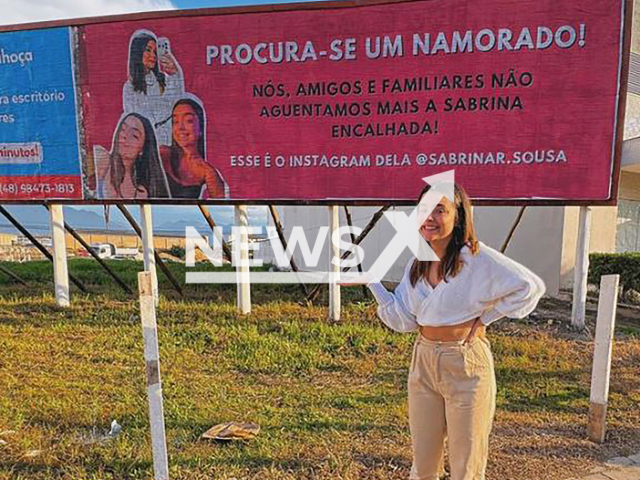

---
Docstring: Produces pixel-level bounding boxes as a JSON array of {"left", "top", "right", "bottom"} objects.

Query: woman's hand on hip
[{"left": 463, "top": 318, "right": 483, "bottom": 345}]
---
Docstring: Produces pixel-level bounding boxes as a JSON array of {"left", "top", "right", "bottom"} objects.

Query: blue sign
[{"left": 0, "top": 27, "right": 81, "bottom": 195}]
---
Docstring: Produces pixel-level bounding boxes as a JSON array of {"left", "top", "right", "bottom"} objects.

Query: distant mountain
[
  {"left": 0, "top": 205, "right": 268, "bottom": 235},
  {"left": 147, "top": 206, "right": 267, "bottom": 233},
  {"left": 0, "top": 205, "right": 129, "bottom": 233},
  {"left": 64, "top": 206, "right": 130, "bottom": 231},
  {"left": 155, "top": 219, "right": 217, "bottom": 234}
]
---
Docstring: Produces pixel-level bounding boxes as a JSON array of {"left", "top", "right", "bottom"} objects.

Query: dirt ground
[
  {"left": 481, "top": 291, "right": 640, "bottom": 480},
  {"left": 0, "top": 282, "right": 638, "bottom": 480}
]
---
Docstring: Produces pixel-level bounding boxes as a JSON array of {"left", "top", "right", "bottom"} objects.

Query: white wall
[
  {"left": 264, "top": 204, "right": 562, "bottom": 294},
  {"left": 474, "top": 206, "right": 564, "bottom": 296},
  {"left": 267, "top": 205, "right": 414, "bottom": 282}
]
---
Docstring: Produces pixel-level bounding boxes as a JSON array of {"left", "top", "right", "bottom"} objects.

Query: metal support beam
[
  {"left": 0, "top": 205, "right": 88, "bottom": 294},
  {"left": 43, "top": 205, "right": 132, "bottom": 294}
]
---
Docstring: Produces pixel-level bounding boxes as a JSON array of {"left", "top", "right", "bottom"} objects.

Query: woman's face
[
  {"left": 117, "top": 116, "right": 146, "bottom": 161},
  {"left": 142, "top": 40, "right": 157, "bottom": 72},
  {"left": 172, "top": 103, "right": 201, "bottom": 150},
  {"left": 419, "top": 196, "right": 457, "bottom": 243}
]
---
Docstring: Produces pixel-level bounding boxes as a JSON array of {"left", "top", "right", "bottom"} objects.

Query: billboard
[
  {"left": 0, "top": 27, "right": 82, "bottom": 199},
  {"left": 0, "top": 0, "right": 631, "bottom": 204}
]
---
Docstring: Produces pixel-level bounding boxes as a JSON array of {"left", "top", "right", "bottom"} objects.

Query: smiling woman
[
  {"left": 159, "top": 96, "right": 229, "bottom": 199},
  {"left": 122, "top": 29, "right": 185, "bottom": 146},
  {"left": 93, "top": 112, "right": 171, "bottom": 199},
  {"left": 344, "top": 182, "right": 546, "bottom": 480}
]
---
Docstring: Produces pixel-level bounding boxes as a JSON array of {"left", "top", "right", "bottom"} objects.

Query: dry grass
[{"left": 0, "top": 260, "right": 638, "bottom": 480}]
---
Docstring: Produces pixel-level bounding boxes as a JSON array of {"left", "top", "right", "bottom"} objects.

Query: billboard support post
[
  {"left": 50, "top": 204, "right": 70, "bottom": 307},
  {"left": 116, "top": 205, "right": 183, "bottom": 297},
  {"left": 235, "top": 205, "right": 251, "bottom": 314},
  {"left": 572, "top": 206, "right": 592, "bottom": 329},
  {"left": 0, "top": 205, "right": 87, "bottom": 293},
  {"left": 329, "top": 205, "right": 340, "bottom": 321},
  {"left": 140, "top": 205, "right": 159, "bottom": 305},
  {"left": 343, "top": 206, "right": 368, "bottom": 299}
]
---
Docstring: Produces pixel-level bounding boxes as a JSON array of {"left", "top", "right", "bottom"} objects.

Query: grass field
[{"left": 0, "top": 259, "right": 639, "bottom": 480}]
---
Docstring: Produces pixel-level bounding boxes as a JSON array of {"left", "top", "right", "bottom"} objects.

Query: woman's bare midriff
[{"left": 419, "top": 318, "right": 486, "bottom": 342}]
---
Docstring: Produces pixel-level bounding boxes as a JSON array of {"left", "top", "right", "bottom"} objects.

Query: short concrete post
[
  {"left": 50, "top": 204, "right": 70, "bottom": 307},
  {"left": 587, "top": 274, "right": 619, "bottom": 443},
  {"left": 140, "top": 205, "right": 159, "bottom": 305},
  {"left": 329, "top": 205, "right": 340, "bottom": 321},
  {"left": 235, "top": 205, "right": 251, "bottom": 314},
  {"left": 138, "top": 271, "right": 169, "bottom": 479}
]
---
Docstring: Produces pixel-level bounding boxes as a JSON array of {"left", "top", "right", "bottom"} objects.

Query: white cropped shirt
[{"left": 367, "top": 241, "right": 546, "bottom": 332}]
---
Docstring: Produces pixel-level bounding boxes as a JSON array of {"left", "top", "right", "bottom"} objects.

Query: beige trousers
[{"left": 407, "top": 334, "right": 496, "bottom": 480}]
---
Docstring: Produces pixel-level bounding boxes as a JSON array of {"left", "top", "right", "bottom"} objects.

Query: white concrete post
[
  {"left": 572, "top": 206, "right": 592, "bottom": 329},
  {"left": 138, "top": 272, "right": 169, "bottom": 479},
  {"left": 50, "top": 204, "right": 70, "bottom": 307},
  {"left": 329, "top": 205, "right": 340, "bottom": 321},
  {"left": 140, "top": 205, "right": 159, "bottom": 305},
  {"left": 587, "top": 274, "right": 619, "bottom": 443},
  {"left": 235, "top": 205, "right": 251, "bottom": 314}
]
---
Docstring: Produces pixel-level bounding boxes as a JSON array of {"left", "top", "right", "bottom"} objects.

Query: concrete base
[{"left": 587, "top": 401, "right": 608, "bottom": 443}]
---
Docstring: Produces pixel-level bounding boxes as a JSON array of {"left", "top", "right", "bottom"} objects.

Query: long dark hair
[
  {"left": 409, "top": 183, "right": 479, "bottom": 287},
  {"left": 109, "top": 113, "right": 170, "bottom": 198},
  {"left": 169, "top": 97, "right": 206, "bottom": 175},
  {"left": 128, "top": 31, "right": 166, "bottom": 95}
]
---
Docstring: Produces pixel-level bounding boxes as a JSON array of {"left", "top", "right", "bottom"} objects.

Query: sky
[
  {"left": 0, "top": 0, "right": 318, "bottom": 227},
  {"left": 0, "top": 0, "right": 326, "bottom": 25}
]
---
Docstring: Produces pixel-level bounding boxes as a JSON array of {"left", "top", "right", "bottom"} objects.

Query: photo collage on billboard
[{"left": 88, "top": 29, "right": 230, "bottom": 200}]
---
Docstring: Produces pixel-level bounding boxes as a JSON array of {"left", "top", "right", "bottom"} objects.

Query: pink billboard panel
[{"left": 79, "top": 0, "right": 627, "bottom": 202}]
